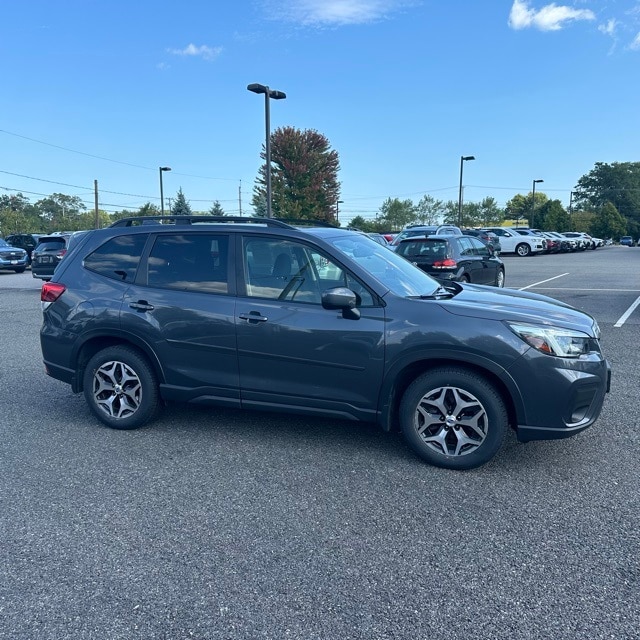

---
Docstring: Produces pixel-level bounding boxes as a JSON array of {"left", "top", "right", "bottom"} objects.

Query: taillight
[
  {"left": 432, "top": 258, "right": 457, "bottom": 269},
  {"left": 41, "top": 282, "right": 66, "bottom": 303},
  {"left": 56, "top": 249, "right": 67, "bottom": 261}
]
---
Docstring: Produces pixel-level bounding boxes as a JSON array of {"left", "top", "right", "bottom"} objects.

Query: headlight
[{"left": 507, "top": 322, "right": 591, "bottom": 358}]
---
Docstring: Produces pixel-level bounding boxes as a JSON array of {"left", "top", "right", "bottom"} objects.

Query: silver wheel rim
[
  {"left": 414, "top": 386, "right": 488, "bottom": 457},
  {"left": 92, "top": 360, "right": 142, "bottom": 419},
  {"left": 517, "top": 245, "right": 529, "bottom": 256},
  {"left": 496, "top": 270, "right": 505, "bottom": 287}
]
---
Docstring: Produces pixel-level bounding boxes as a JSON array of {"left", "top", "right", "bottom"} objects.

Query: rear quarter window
[{"left": 84, "top": 234, "right": 148, "bottom": 282}]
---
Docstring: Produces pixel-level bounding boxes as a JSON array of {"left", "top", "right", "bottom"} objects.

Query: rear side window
[
  {"left": 146, "top": 233, "right": 229, "bottom": 294},
  {"left": 84, "top": 234, "right": 148, "bottom": 282}
]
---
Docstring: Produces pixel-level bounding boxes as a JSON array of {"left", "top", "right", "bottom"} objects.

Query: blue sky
[{"left": 1, "top": 0, "right": 639, "bottom": 225}]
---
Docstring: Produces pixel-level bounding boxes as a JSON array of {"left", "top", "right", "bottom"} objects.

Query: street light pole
[
  {"left": 247, "top": 83, "right": 286, "bottom": 218},
  {"left": 458, "top": 155, "right": 475, "bottom": 227},
  {"left": 159, "top": 166, "right": 171, "bottom": 215},
  {"left": 532, "top": 179, "right": 544, "bottom": 227},
  {"left": 336, "top": 199, "right": 344, "bottom": 224}
]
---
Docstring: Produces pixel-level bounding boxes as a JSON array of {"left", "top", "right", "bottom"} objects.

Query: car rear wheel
[
  {"left": 399, "top": 368, "right": 507, "bottom": 470},
  {"left": 83, "top": 346, "right": 160, "bottom": 430},
  {"left": 495, "top": 268, "right": 505, "bottom": 288},
  {"left": 13, "top": 267, "right": 26, "bottom": 274},
  {"left": 515, "top": 243, "right": 531, "bottom": 257}
]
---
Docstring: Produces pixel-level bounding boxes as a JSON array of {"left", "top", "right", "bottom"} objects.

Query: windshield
[{"left": 328, "top": 233, "right": 440, "bottom": 297}]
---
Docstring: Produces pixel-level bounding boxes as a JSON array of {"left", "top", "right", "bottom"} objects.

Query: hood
[{"left": 439, "top": 283, "right": 599, "bottom": 336}]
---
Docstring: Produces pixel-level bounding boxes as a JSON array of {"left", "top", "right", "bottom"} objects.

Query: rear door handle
[{"left": 129, "top": 301, "right": 154, "bottom": 312}]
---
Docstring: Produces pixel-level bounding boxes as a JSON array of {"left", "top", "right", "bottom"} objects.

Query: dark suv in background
[
  {"left": 39, "top": 216, "right": 610, "bottom": 470},
  {"left": 395, "top": 234, "right": 505, "bottom": 287},
  {"left": 4, "top": 233, "right": 42, "bottom": 264},
  {"left": 31, "top": 233, "right": 72, "bottom": 280}
]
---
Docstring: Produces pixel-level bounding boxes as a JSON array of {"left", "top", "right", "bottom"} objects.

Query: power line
[{"left": 0, "top": 129, "right": 240, "bottom": 181}]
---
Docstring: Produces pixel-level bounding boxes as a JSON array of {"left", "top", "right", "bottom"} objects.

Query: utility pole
[
  {"left": 94, "top": 180, "right": 99, "bottom": 228},
  {"left": 239, "top": 179, "right": 242, "bottom": 216}
]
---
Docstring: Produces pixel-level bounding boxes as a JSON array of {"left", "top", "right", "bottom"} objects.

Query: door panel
[{"left": 236, "top": 236, "right": 385, "bottom": 420}]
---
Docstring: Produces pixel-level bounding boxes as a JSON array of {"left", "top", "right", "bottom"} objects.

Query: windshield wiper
[{"left": 410, "top": 285, "right": 456, "bottom": 300}]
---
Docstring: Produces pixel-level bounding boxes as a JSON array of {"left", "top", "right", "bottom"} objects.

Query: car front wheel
[
  {"left": 515, "top": 243, "right": 531, "bottom": 257},
  {"left": 399, "top": 368, "right": 507, "bottom": 470},
  {"left": 83, "top": 345, "right": 161, "bottom": 429},
  {"left": 495, "top": 268, "right": 505, "bottom": 288}
]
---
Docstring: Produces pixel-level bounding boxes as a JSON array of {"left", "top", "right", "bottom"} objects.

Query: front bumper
[{"left": 509, "top": 350, "right": 611, "bottom": 442}]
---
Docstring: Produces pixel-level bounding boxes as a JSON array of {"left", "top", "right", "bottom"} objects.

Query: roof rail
[{"left": 109, "top": 215, "right": 294, "bottom": 228}]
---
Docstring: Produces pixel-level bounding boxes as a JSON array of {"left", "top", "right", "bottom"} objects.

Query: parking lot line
[
  {"left": 614, "top": 295, "right": 640, "bottom": 328},
  {"left": 518, "top": 273, "right": 569, "bottom": 291}
]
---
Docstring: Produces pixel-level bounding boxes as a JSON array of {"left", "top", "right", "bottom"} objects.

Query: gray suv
[{"left": 39, "top": 216, "right": 611, "bottom": 470}]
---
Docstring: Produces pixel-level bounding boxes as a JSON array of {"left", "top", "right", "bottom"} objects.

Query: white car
[
  {"left": 562, "top": 232, "right": 601, "bottom": 250},
  {"left": 481, "top": 227, "right": 546, "bottom": 257}
]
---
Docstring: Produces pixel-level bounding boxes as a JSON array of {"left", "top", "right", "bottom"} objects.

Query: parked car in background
[
  {"left": 390, "top": 224, "right": 463, "bottom": 248},
  {"left": 31, "top": 233, "right": 72, "bottom": 280},
  {"left": 542, "top": 231, "right": 575, "bottom": 252},
  {"left": 366, "top": 232, "right": 390, "bottom": 247},
  {"left": 481, "top": 227, "right": 545, "bottom": 257},
  {"left": 619, "top": 236, "right": 635, "bottom": 247},
  {"left": 0, "top": 238, "right": 29, "bottom": 273},
  {"left": 395, "top": 234, "right": 505, "bottom": 287},
  {"left": 562, "top": 232, "right": 598, "bottom": 250},
  {"left": 4, "top": 233, "right": 43, "bottom": 264},
  {"left": 39, "top": 215, "right": 611, "bottom": 470},
  {"left": 462, "top": 229, "right": 502, "bottom": 255}
]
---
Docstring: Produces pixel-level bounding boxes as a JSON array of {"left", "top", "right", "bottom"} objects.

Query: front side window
[
  {"left": 146, "top": 233, "right": 229, "bottom": 294},
  {"left": 242, "top": 237, "right": 375, "bottom": 306},
  {"left": 84, "top": 234, "right": 149, "bottom": 282}
]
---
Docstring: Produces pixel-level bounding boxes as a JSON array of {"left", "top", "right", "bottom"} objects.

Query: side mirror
[{"left": 322, "top": 287, "right": 361, "bottom": 320}]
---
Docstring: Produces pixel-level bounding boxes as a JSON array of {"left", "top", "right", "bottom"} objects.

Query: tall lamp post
[
  {"left": 336, "top": 199, "right": 344, "bottom": 224},
  {"left": 458, "top": 155, "right": 475, "bottom": 227},
  {"left": 531, "top": 179, "right": 544, "bottom": 227},
  {"left": 247, "top": 83, "right": 287, "bottom": 218},
  {"left": 159, "top": 166, "right": 171, "bottom": 215}
]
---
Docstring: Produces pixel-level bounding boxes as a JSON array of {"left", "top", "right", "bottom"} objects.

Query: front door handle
[
  {"left": 239, "top": 311, "right": 268, "bottom": 323},
  {"left": 129, "top": 301, "right": 154, "bottom": 312}
]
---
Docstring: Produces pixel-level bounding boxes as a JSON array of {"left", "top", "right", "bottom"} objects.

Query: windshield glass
[{"left": 328, "top": 233, "right": 440, "bottom": 297}]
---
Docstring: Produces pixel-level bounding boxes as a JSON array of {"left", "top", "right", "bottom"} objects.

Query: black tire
[
  {"left": 515, "top": 243, "right": 531, "bottom": 257},
  {"left": 13, "top": 267, "right": 26, "bottom": 274},
  {"left": 399, "top": 368, "right": 507, "bottom": 470},
  {"left": 495, "top": 268, "right": 505, "bottom": 288},
  {"left": 83, "top": 345, "right": 160, "bottom": 430},
  {"left": 460, "top": 274, "right": 470, "bottom": 283}
]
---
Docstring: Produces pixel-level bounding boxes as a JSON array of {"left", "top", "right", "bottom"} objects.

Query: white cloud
[
  {"left": 630, "top": 31, "right": 640, "bottom": 48},
  {"left": 508, "top": 0, "right": 595, "bottom": 31},
  {"left": 598, "top": 18, "right": 617, "bottom": 37},
  {"left": 263, "top": 0, "right": 415, "bottom": 26},
  {"left": 167, "top": 44, "right": 223, "bottom": 61}
]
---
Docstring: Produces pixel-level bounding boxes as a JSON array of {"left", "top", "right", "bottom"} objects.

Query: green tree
[
  {"left": 376, "top": 198, "right": 416, "bottom": 231},
  {"left": 251, "top": 126, "right": 340, "bottom": 222},
  {"left": 573, "top": 162, "right": 640, "bottom": 226},
  {"left": 170, "top": 188, "right": 192, "bottom": 216},
  {"left": 34, "top": 193, "right": 86, "bottom": 231},
  {"left": 208, "top": 200, "right": 225, "bottom": 215},
  {"left": 589, "top": 201, "right": 627, "bottom": 240},
  {"left": 505, "top": 191, "right": 549, "bottom": 227},
  {"left": 539, "top": 199, "right": 571, "bottom": 231},
  {"left": 414, "top": 195, "right": 445, "bottom": 225},
  {"left": 348, "top": 215, "right": 377, "bottom": 232},
  {"left": 571, "top": 210, "right": 596, "bottom": 233}
]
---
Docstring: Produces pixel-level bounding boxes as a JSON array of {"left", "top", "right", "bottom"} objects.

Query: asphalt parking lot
[{"left": 0, "top": 246, "right": 639, "bottom": 640}]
